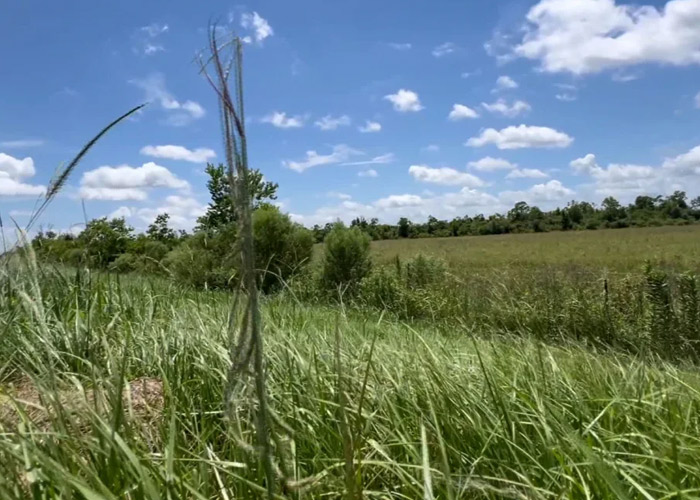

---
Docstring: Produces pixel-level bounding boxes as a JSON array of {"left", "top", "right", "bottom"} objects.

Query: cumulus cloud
[
  {"left": 0, "top": 153, "right": 45, "bottom": 196},
  {"left": 140, "top": 145, "right": 216, "bottom": 163},
  {"left": 482, "top": 99, "right": 532, "bottom": 117},
  {"left": 466, "top": 125, "right": 573, "bottom": 149},
  {"left": 514, "top": 0, "right": 700, "bottom": 75},
  {"left": 571, "top": 153, "right": 662, "bottom": 197},
  {"left": 0, "top": 153, "right": 36, "bottom": 179},
  {"left": 138, "top": 195, "right": 207, "bottom": 230},
  {"left": 494, "top": 75, "right": 518, "bottom": 91},
  {"left": 384, "top": 89, "right": 424, "bottom": 112},
  {"left": 663, "top": 145, "right": 700, "bottom": 175},
  {"left": 130, "top": 74, "right": 205, "bottom": 126},
  {"left": 358, "top": 121, "right": 381, "bottom": 133},
  {"left": 506, "top": 168, "right": 549, "bottom": 179},
  {"left": 375, "top": 194, "right": 424, "bottom": 209},
  {"left": 468, "top": 156, "right": 518, "bottom": 171},
  {"left": 79, "top": 162, "right": 189, "bottom": 200},
  {"left": 409, "top": 165, "right": 485, "bottom": 187},
  {"left": 240, "top": 12, "right": 273, "bottom": 44},
  {"left": 284, "top": 145, "right": 361, "bottom": 172},
  {"left": 500, "top": 180, "right": 575, "bottom": 204},
  {"left": 314, "top": 115, "right": 351, "bottom": 131},
  {"left": 358, "top": 169, "right": 378, "bottom": 178},
  {"left": 448, "top": 104, "right": 480, "bottom": 120},
  {"left": 432, "top": 42, "right": 456, "bottom": 57},
  {"left": 261, "top": 111, "right": 306, "bottom": 128}
]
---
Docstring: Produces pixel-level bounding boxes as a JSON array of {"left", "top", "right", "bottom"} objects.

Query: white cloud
[
  {"left": 134, "top": 23, "right": 168, "bottom": 56},
  {"left": 384, "top": 89, "right": 424, "bottom": 112},
  {"left": 136, "top": 195, "right": 207, "bottom": 230},
  {"left": 358, "top": 121, "right": 381, "bottom": 133},
  {"left": 79, "top": 162, "right": 189, "bottom": 200},
  {"left": 500, "top": 180, "right": 575, "bottom": 204},
  {"left": 130, "top": 74, "right": 205, "bottom": 126},
  {"left": 0, "top": 140, "right": 44, "bottom": 149},
  {"left": 261, "top": 111, "right": 306, "bottom": 128},
  {"left": 466, "top": 125, "right": 573, "bottom": 149},
  {"left": 358, "top": 169, "right": 378, "bottom": 178},
  {"left": 571, "top": 153, "right": 660, "bottom": 197},
  {"left": 506, "top": 168, "right": 549, "bottom": 179},
  {"left": 433, "top": 42, "right": 456, "bottom": 57},
  {"left": 611, "top": 72, "right": 639, "bottom": 83},
  {"left": 109, "top": 206, "right": 134, "bottom": 219},
  {"left": 494, "top": 75, "right": 518, "bottom": 91},
  {"left": 0, "top": 153, "right": 46, "bottom": 196},
  {"left": 0, "top": 173, "right": 46, "bottom": 197},
  {"left": 240, "top": 12, "right": 273, "bottom": 44},
  {"left": 423, "top": 144, "right": 440, "bottom": 152},
  {"left": 284, "top": 145, "right": 361, "bottom": 172},
  {"left": 327, "top": 191, "right": 352, "bottom": 200},
  {"left": 555, "top": 93, "right": 577, "bottom": 102},
  {"left": 343, "top": 153, "right": 396, "bottom": 166},
  {"left": 482, "top": 99, "right": 532, "bottom": 117},
  {"left": 80, "top": 187, "right": 148, "bottom": 201},
  {"left": 140, "top": 145, "right": 216, "bottom": 163},
  {"left": 662, "top": 146, "right": 700, "bottom": 175},
  {"left": 0, "top": 153, "right": 36, "bottom": 179},
  {"left": 514, "top": 0, "right": 700, "bottom": 75},
  {"left": 389, "top": 42, "right": 412, "bottom": 50},
  {"left": 468, "top": 156, "right": 517, "bottom": 171},
  {"left": 375, "top": 194, "right": 424, "bottom": 209},
  {"left": 314, "top": 115, "right": 351, "bottom": 131},
  {"left": 448, "top": 104, "right": 479, "bottom": 120},
  {"left": 409, "top": 165, "right": 485, "bottom": 187}
]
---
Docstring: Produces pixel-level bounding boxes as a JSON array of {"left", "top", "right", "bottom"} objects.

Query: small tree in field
[
  {"left": 322, "top": 223, "right": 371, "bottom": 293},
  {"left": 196, "top": 163, "right": 278, "bottom": 231}
]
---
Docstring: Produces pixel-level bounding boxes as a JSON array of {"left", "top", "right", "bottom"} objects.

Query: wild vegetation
[{"left": 4, "top": 31, "right": 700, "bottom": 500}]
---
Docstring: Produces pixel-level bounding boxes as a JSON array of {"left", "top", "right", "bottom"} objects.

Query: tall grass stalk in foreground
[{"left": 198, "top": 29, "right": 277, "bottom": 498}]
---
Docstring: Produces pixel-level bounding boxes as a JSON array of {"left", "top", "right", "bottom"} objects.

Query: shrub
[
  {"left": 164, "top": 229, "right": 236, "bottom": 289},
  {"left": 321, "top": 223, "right": 371, "bottom": 293},
  {"left": 109, "top": 253, "right": 139, "bottom": 273},
  {"left": 253, "top": 205, "right": 314, "bottom": 293},
  {"left": 403, "top": 254, "right": 447, "bottom": 289}
]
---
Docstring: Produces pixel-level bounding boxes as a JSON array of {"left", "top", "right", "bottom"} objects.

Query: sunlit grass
[{"left": 1, "top": 265, "right": 700, "bottom": 498}]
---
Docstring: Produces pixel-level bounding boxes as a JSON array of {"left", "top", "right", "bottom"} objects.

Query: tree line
[
  {"left": 311, "top": 191, "right": 700, "bottom": 242},
  {"left": 31, "top": 163, "right": 700, "bottom": 289}
]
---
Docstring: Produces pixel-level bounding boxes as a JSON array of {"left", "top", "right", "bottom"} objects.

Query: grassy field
[
  {"left": 370, "top": 225, "right": 700, "bottom": 272},
  {"left": 2, "top": 227, "right": 700, "bottom": 498}
]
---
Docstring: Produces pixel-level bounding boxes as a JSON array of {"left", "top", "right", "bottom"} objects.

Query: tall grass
[{"left": 2, "top": 263, "right": 700, "bottom": 498}]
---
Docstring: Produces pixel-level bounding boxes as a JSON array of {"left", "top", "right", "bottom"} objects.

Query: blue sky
[{"left": 2, "top": 0, "right": 700, "bottom": 233}]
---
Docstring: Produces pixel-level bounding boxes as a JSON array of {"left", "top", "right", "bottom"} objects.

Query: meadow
[{"left": 2, "top": 226, "right": 700, "bottom": 498}]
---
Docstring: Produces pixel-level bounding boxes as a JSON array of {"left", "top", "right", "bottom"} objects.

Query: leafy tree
[
  {"left": 508, "top": 201, "right": 530, "bottom": 223},
  {"left": 77, "top": 217, "right": 133, "bottom": 268},
  {"left": 146, "top": 213, "right": 176, "bottom": 244},
  {"left": 253, "top": 205, "right": 314, "bottom": 292},
  {"left": 602, "top": 196, "right": 625, "bottom": 222},
  {"left": 321, "top": 223, "right": 372, "bottom": 292},
  {"left": 398, "top": 217, "right": 410, "bottom": 238},
  {"left": 196, "top": 163, "right": 278, "bottom": 231}
]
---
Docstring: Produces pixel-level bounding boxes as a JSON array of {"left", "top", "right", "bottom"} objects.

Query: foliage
[
  {"left": 3, "top": 264, "right": 700, "bottom": 498},
  {"left": 196, "top": 163, "right": 278, "bottom": 231},
  {"left": 252, "top": 205, "right": 314, "bottom": 292},
  {"left": 321, "top": 223, "right": 372, "bottom": 293}
]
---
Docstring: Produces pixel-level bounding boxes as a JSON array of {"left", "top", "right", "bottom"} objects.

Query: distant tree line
[
  {"left": 310, "top": 192, "right": 700, "bottom": 242},
  {"left": 31, "top": 162, "right": 700, "bottom": 289}
]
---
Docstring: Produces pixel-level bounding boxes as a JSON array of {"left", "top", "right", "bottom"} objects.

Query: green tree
[
  {"left": 398, "top": 217, "right": 410, "bottom": 238},
  {"left": 77, "top": 217, "right": 133, "bottom": 268},
  {"left": 321, "top": 223, "right": 372, "bottom": 292},
  {"left": 196, "top": 163, "right": 278, "bottom": 231},
  {"left": 146, "top": 213, "right": 176, "bottom": 243},
  {"left": 602, "top": 196, "right": 624, "bottom": 222}
]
